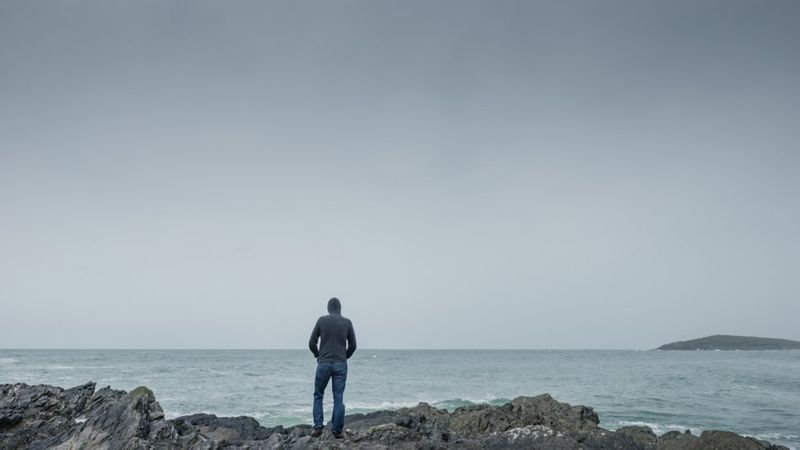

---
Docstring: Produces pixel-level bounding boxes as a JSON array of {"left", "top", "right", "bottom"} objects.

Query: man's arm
[
  {"left": 308, "top": 319, "right": 321, "bottom": 358},
  {"left": 345, "top": 320, "right": 357, "bottom": 359}
]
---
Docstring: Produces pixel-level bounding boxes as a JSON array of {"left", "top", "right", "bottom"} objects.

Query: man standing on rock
[{"left": 308, "top": 297, "right": 357, "bottom": 439}]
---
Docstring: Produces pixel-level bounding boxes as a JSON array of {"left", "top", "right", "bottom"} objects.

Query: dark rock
[
  {"left": 0, "top": 382, "right": 791, "bottom": 450},
  {"left": 52, "top": 385, "right": 189, "bottom": 450},
  {"left": 0, "top": 413, "right": 22, "bottom": 430},
  {"left": 617, "top": 425, "right": 658, "bottom": 447},
  {"left": 509, "top": 393, "right": 599, "bottom": 432},
  {"left": 657, "top": 430, "right": 700, "bottom": 450},
  {"left": 0, "top": 382, "right": 96, "bottom": 450},
  {"left": 177, "top": 413, "right": 272, "bottom": 442},
  {"left": 695, "top": 430, "right": 778, "bottom": 450}
]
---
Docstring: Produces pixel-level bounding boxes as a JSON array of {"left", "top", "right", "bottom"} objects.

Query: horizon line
[{"left": 0, "top": 347, "right": 646, "bottom": 351}]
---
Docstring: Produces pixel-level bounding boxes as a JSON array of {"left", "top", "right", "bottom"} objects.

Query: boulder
[{"left": 616, "top": 425, "right": 658, "bottom": 448}]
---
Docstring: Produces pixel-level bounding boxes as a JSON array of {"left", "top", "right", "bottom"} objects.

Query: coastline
[{"left": 0, "top": 382, "right": 791, "bottom": 449}]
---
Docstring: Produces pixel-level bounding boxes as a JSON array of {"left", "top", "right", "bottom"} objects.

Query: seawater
[{"left": 1, "top": 349, "right": 798, "bottom": 448}]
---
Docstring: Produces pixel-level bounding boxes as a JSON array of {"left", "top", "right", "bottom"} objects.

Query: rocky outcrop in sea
[{"left": 0, "top": 382, "right": 788, "bottom": 449}]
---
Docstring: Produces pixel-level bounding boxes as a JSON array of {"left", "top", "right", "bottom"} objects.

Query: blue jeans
[{"left": 313, "top": 361, "right": 347, "bottom": 433}]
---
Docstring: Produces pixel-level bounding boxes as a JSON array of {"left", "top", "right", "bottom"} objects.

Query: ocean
[{"left": 1, "top": 349, "right": 798, "bottom": 448}]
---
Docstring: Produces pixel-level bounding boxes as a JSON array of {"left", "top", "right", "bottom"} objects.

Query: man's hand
[{"left": 309, "top": 319, "right": 321, "bottom": 358}]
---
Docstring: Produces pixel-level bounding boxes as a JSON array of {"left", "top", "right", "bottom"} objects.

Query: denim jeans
[{"left": 313, "top": 361, "right": 348, "bottom": 433}]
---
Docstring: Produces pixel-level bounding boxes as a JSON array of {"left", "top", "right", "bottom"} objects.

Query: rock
[
  {"left": 655, "top": 429, "right": 785, "bottom": 450},
  {"left": 177, "top": 413, "right": 273, "bottom": 442},
  {"left": 0, "top": 413, "right": 22, "bottom": 430},
  {"left": 51, "top": 385, "right": 187, "bottom": 450},
  {"left": 695, "top": 430, "right": 777, "bottom": 450},
  {"left": 0, "top": 382, "right": 791, "bottom": 450},
  {"left": 508, "top": 393, "right": 599, "bottom": 432},
  {"left": 657, "top": 430, "right": 700, "bottom": 450},
  {"left": 617, "top": 425, "right": 658, "bottom": 447},
  {"left": 0, "top": 382, "right": 96, "bottom": 450},
  {"left": 444, "top": 393, "right": 599, "bottom": 437}
]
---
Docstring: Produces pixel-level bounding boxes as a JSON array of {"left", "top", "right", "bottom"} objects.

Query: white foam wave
[
  {"left": 745, "top": 433, "right": 799, "bottom": 448},
  {"left": 308, "top": 397, "right": 510, "bottom": 413},
  {"left": 612, "top": 421, "right": 797, "bottom": 447},
  {"left": 169, "top": 397, "right": 511, "bottom": 420},
  {"left": 0, "top": 358, "right": 18, "bottom": 364},
  {"left": 163, "top": 409, "right": 217, "bottom": 419},
  {"left": 434, "top": 397, "right": 510, "bottom": 406},
  {"left": 286, "top": 400, "right": 421, "bottom": 415},
  {"left": 188, "top": 368, "right": 229, "bottom": 376},
  {"left": 348, "top": 397, "right": 506, "bottom": 411},
  {"left": 350, "top": 400, "right": 421, "bottom": 410}
]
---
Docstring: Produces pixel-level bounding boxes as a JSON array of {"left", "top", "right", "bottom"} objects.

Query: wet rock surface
[{"left": 0, "top": 383, "right": 789, "bottom": 449}]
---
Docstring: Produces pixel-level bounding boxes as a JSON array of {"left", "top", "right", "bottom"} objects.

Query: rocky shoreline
[{"left": 0, "top": 382, "right": 788, "bottom": 449}]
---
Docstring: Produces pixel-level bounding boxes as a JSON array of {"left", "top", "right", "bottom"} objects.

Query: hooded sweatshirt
[{"left": 308, "top": 298, "right": 357, "bottom": 363}]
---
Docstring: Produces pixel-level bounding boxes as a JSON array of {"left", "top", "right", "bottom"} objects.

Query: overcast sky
[{"left": 1, "top": 0, "right": 798, "bottom": 349}]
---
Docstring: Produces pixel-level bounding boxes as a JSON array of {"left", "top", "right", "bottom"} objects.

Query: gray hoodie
[{"left": 308, "top": 298, "right": 357, "bottom": 363}]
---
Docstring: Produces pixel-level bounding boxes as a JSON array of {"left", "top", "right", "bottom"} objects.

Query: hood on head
[{"left": 327, "top": 297, "right": 341, "bottom": 314}]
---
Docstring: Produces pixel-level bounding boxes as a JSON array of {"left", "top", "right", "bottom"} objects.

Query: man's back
[{"left": 309, "top": 298, "right": 357, "bottom": 363}]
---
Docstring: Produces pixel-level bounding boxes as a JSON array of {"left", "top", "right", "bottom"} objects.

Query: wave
[
  {"left": 745, "top": 433, "right": 799, "bottom": 450},
  {"left": 281, "top": 398, "right": 512, "bottom": 415},
  {"left": 185, "top": 367, "right": 229, "bottom": 376},
  {"left": 610, "top": 421, "right": 798, "bottom": 449},
  {"left": 433, "top": 397, "right": 512, "bottom": 410},
  {"left": 608, "top": 420, "right": 700, "bottom": 436},
  {"left": 0, "top": 358, "right": 18, "bottom": 364},
  {"left": 162, "top": 409, "right": 217, "bottom": 419},
  {"left": 347, "top": 397, "right": 513, "bottom": 412},
  {"left": 348, "top": 401, "right": 421, "bottom": 410}
]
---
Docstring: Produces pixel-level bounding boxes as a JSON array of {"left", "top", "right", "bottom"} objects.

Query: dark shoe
[
  {"left": 311, "top": 427, "right": 323, "bottom": 438},
  {"left": 332, "top": 431, "right": 344, "bottom": 439}
]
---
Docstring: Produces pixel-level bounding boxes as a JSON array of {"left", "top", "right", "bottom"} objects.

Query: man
[{"left": 308, "top": 297, "right": 357, "bottom": 438}]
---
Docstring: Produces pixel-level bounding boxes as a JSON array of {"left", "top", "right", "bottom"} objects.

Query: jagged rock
[
  {"left": 49, "top": 386, "right": 194, "bottom": 450},
  {"left": 0, "top": 413, "right": 22, "bottom": 430},
  {"left": 617, "top": 425, "right": 658, "bottom": 448},
  {"left": 176, "top": 413, "right": 274, "bottom": 442},
  {"left": 0, "top": 382, "right": 95, "bottom": 450},
  {"left": 694, "top": 430, "right": 778, "bottom": 450},
  {"left": 657, "top": 430, "right": 700, "bottom": 450},
  {"left": 0, "top": 382, "right": 791, "bottom": 450}
]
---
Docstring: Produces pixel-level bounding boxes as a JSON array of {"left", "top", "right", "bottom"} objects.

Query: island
[
  {"left": 657, "top": 334, "right": 800, "bottom": 351},
  {"left": 0, "top": 382, "right": 789, "bottom": 449}
]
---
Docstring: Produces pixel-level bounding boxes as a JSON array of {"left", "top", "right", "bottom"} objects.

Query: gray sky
[{"left": 1, "top": 0, "right": 798, "bottom": 349}]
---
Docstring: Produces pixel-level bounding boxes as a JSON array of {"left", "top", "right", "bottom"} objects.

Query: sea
[{"left": 1, "top": 349, "right": 798, "bottom": 448}]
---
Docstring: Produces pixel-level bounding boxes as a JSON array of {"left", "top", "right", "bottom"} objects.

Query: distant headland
[{"left": 657, "top": 335, "right": 800, "bottom": 351}]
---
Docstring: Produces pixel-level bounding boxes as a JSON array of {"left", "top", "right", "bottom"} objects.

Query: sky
[{"left": 1, "top": 0, "right": 798, "bottom": 349}]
